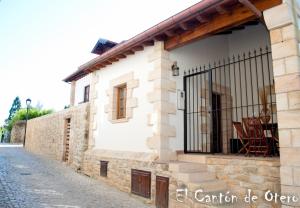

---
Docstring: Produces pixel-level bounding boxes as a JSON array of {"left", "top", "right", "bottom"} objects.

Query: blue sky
[{"left": 0, "top": 0, "right": 199, "bottom": 124}]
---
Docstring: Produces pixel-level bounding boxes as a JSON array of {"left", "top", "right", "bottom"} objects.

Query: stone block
[
  {"left": 285, "top": 56, "right": 300, "bottom": 74},
  {"left": 292, "top": 129, "right": 300, "bottom": 147},
  {"left": 282, "top": 24, "right": 298, "bottom": 41},
  {"left": 127, "top": 79, "right": 139, "bottom": 89},
  {"left": 126, "top": 98, "right": 138, "bottom": 108},
  {"left": 276, "top": 93, "right": 289, "bottom": 111},
  {"left": 273, "top": 59, "right": 286, "bottom": 77},
  {"left": 264, "top": 3, "right": 295, "bottom": 30},
  {"left": 280, "top": 166, "right": 293, "bottom": 185},
  {"left": 274, "top": 73, "right": 300, "bottom": 93},
  {"left": 281, "top": 185, "right": 300, "bottom": 207},
  {"left": 270, "top": 28, "right": 283, "bottom": 44},
  {"left": 271, "top": 39, "right": 299, "bottom": 60},
  {"left": 293, "top": 167, "right": 300, "bottom": 186},
  {"left": 280, "top": 147, "right": 300, "bottom": 167},
  {"left": 277, "top": 110, "right": 300, "bottom": 129},
  {"left": 288, "top": 91, "right": 300, "bottom": 109},
  {"left": 279, "top": 129, "right": 292, "bottom": 147}
]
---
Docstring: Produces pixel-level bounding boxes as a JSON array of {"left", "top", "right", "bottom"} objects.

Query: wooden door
[
  {"left": 100, "top": 161, "right": 108, "bottom": 177},
  {"left": 63, "top": 118, "right": 71, "bottom": 162},
  {"left": 156, "top": 176, "right": 169, "bottom": 208},
  {"left": 131, "top": 169, "right": 151, "bottom": 198}
]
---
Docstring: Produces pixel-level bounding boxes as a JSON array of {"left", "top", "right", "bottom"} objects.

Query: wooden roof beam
[
  {"left": 116, "top": 54, "right": 126, "bottom": 59},
  {"left": 239, "top": 0, "right": 262, "bottom": 18},
  {"left": 103, "top": 61, "right": 112, "bottom": 65},
  {"left": 179, "top": 22, "right": 192, "bottom": 31},
  {"left": 108, "top": 57, "right": 119, "bottom": 62},
  {"left": 195, "top": 15, "right": 209, "bottom": 23},
  {"left": 154, "top": 35, "right": 167, "bottom": 41},
  {"left": 165, "top": 0, "right": 281, "bottom": 50},
  {"left": 165, "top": 30, "right": 176, "bottom": 37},
  {"left": 132, "top": 45, "right": 144, "bottom": 51},
  {"left": 215, "top": 5, "right": 230, "bottom": 14},
  {"left": 142, "top": 40, "right": 154, "bottom": 46},
  {"left": 124, "top": 50, "right": 135, "bottom": 55}
]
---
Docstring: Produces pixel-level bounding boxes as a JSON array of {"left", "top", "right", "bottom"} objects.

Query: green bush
[{"left": 6, "top": 108, "right": 53, "bottom": 131}]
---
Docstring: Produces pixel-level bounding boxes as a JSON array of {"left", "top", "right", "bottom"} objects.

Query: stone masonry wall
[
  {"left": 10, "top": 120, "right": 26, "bottom": 144},
  {"left": 25, "top": 103, "right": 90, "bottom": 170},
  {"left": 264, "top": 1, "right": 300, "bottom": 207},
  {"left": 82, "top": 149, "right": 280, "bottom": 208},
  {"left": 207, "top": 156, "right": 280, "bottom": 208},
  {"left": 82, "top": 149, "right": 171, "bottom": 204}
]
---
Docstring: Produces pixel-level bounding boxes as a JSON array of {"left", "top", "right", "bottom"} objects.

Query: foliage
[
  {"left": 5, "top": 96, "right": 21, "bottom": 125},
  {"left": 6, "top": 108, "right": 53, "bottom": 132},
  {"left": 0, "top": 126, "right": 4, "bottom": 140}
]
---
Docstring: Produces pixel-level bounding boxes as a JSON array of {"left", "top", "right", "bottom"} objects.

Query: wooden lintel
[
  {"left": 132, "top": 45, "right": 144, "bottom": 51},
  {"left": 165, "top": 0, "right": 282, "bottom": 50}
]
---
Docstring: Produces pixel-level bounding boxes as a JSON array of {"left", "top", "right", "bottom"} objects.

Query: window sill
[
  {"left": 78, "top": 101, "right": 90, "bottom": 105},
  {"left": 111, "top": 118, "right": 129, "bottom": 123}
]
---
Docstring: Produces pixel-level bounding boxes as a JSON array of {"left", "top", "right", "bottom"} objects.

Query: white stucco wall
[
  {"left": 169, "top": 23, "right": 272, "bottom": 152},
  {"left": 73, "top": 23, "right": 272, "bottom": 154},
  {"left": 94, "top": 47, "right": 154, "bottom": 152},
  {"left": 74, "top": 74, "right": 91, "bottom": 105}
]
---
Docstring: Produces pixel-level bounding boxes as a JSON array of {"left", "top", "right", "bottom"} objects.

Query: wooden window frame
[
  {"left": 83, "top": 85, "right": 90, "bottom": 103},
  {"left": 116, "top": 84, "right": 127, "bottom": 119}
]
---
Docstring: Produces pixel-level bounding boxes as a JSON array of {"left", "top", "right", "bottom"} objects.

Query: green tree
[
  {"left": 6, "top": 108, "right": 53, "bottom": 132},
  {"left": 5, "top": 96, "right": 21, "bottom": 125}
]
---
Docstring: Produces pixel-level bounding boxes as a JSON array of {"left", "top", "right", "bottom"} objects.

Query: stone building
[{"left": 26, "top": 0, "right": 300, "bottom": 207}]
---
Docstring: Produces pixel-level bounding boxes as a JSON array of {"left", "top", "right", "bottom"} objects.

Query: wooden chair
[
  {"left": 233, "top": 122, "right": 249, "bottom": 155},
  {"left": 243, "top": 117, "right": 270, "bottom": 157}
]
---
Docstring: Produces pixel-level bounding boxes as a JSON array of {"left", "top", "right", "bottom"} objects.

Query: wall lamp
[{"left": 172, "top": 61, "right": 180, "bottom": 76}]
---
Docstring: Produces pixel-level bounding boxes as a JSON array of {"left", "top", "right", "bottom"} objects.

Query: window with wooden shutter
[
  {"left": 116, "top": 84, "right": 127, "bottom": 119},
  {"left": 131, "top": 169, "right": 151, "bottom": 198},
  {"left": 84, "top": 85, "right": 90, "bottom": 102},
  {"left": 100, "top": 161, "right": 108, "bottom": 177}
]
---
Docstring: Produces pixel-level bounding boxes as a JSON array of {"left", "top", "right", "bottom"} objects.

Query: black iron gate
[{"left": 183, "top": 47, "right": 277, "bottom": 155}]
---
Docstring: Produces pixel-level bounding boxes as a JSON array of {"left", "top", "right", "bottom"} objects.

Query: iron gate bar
[
  {"left": 183, "top": 47, "right": 277, "bottom": 155},
  {"left": 266, "top": 47, "right": 276, "bottom": 153}
]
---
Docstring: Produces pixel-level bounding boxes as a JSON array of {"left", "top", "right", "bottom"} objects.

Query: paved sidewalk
[{"left": 0, "top": 144, "right": 153, "bottom": 208}]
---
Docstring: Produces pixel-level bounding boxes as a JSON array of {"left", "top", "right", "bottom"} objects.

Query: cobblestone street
[{"left": 0, "top": 144, "right": 152, "bottom": 208}]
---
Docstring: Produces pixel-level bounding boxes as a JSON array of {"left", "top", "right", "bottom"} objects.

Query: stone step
[
  {"left": 169, "top": 162, "right": 207, "bottom": 173},
  {"left": 175, "top": 171, "right": 216, "bottom": 183},
  {"left": 188, "top": 180, "right": 227, "bottom": 193},
  {"left": 177, "top": 154, "right": 207, "bottom": 164}
]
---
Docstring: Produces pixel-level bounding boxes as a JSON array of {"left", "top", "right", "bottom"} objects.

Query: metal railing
[{"left": 183, "top": 47, "right": 278, "bottom": 156}]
